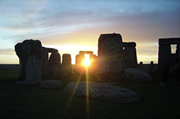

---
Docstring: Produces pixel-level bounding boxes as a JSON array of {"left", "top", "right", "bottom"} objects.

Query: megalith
[
  {"left": 75, "top": 51, "right": 97, "bottom": 74},
  {"left": 49, "top": 52, "right": 61, "bottom": 77},
  {"left": 97, "top": 33, "right": 124, "bottom": 81},
  {"left": 42, "top": 47, "right": 49, "bottom": 75},
  {"left": 14, "top": 39, "right": 43, "bottom": 82},
  {"left": 158, "top": 38, "right": 180, "bottom": 71},
  {"left": 62, "top": 54, "right": 72, "bottom": 76},
  {"left": 149, "top": 61, "right": 155, "bottom": 73},
  {"left": 75, "top": 54, "right": 85, "bottom": 73},
  {"left": 122, "top": 42, "right": 137, "bottom": 69}
]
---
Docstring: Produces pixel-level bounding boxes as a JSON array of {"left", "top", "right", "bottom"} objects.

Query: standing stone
[
  {"left": 157, "top": 38, "right": 180, "bottom": 71},
  {"left": 14, "top": 39, "right": 43, "bottom": 82},
  {"left": 122, "top": 42, "right": 137, "bottom": 69},
  {"left": 42, "top": 47, "right": 49, "bottom": 75},
  {"left": 139, "top": 62, "right": 143, "bottom": 69},
  {"left": 89, "top": 54, "right": 98, "bottom": 73},
  {"left": 158, "top": 43, "right": 171, "bottom": 71},
  {"left": 149, "top": 61, "right": 155, "bottom": 73},
  {"left": 26, "top": 55, "right": 43, "bottom": 82},
  {"left": 97, "top": 33, "right": 124, "bottom": 81},
  {"left": 176, "top": 44, "right": 180, "bottom": 61},
  {"left": 49, "top": 52, "right": 61, "bottom": 77},
  {"left": 15, "top": 43, "right": 27, "bottom": 81},
  {"left": 75, "top": 54, "right": 85, "bottom": 73},
  {"left": 62, "top": 54, "right": 72, "bottom": 76}
]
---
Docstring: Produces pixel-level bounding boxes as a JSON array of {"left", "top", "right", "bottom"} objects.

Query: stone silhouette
[
  {"left": 15, "top": 40, "right": 43, "bottom": 82},
  {"left": 75, "top": 51, "right": 97, "bottom": 74},
  {"left": 158, "top": 38, "right": 180, "bottom": 71},
  {"left": 139, "top": 62, "right": 143, "bottom": 69},
  {"left": 62, "top": 54, "right": 72, "bottom": 76},
  {"left": 49, "top": 52, "right": 61, "bottom": 77},
  {"left": 149, "top": 61, "right": 155, "bottom": 73},
  {"left": 125, "top": 68, "right": 152, "bottom": 82},
  {"left": 122, "top": 42, "right": 137, "bottom": 69},
  {"left": 15, "top": 39, "right": 61, "bottom": 83},
  {"left": 97, "top": 33, "right": 138, "bottom": 81}
]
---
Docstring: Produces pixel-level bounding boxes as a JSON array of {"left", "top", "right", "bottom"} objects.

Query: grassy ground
[{"left": 0, "top": 69, "right": 180, "bottom": 119}]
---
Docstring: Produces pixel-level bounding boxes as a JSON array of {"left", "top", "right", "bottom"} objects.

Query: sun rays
[
  {"left": 65, "top": 66, "right": 90, "bottom": 118},
  {"left": 83, "top": 54, "right": 90, "bottom": 66}
]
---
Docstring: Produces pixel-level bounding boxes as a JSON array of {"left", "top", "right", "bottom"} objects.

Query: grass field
[{"left": 0, "top": 67, "right": 180, "bottom": 119}]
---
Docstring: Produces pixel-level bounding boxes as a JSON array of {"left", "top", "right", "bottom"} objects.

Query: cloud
[
  {"left": 0, "top": 0, "right": 180, "bottom": 64},
  {"left": 0, "top": 48, "right": 15, "bottom": 55}
]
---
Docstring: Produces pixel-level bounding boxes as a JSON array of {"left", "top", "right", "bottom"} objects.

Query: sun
[{"left": 83, "top": 54, "right": 90, "bottom": 66}]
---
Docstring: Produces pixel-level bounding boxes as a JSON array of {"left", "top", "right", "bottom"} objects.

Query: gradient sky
[{"left": 0, "top": 0, "right": 180, "bottom": 64}]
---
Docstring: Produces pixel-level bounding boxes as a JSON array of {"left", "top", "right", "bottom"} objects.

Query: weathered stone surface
[
  {"left": 63, "top": 82, "right": 141, "bottom": 103},
  {"left": 14, "top": 39, "right": 43, "bottom": 81},
  {"left": 62, "top": 54, "right": 72, "bottom": 76},
  {"left": 97, "top": 33, "right": 123, "bottom": 74},
  {"left": 125, "top": 68, "right": 152, "bottom": 82},
  {"left": 39, "top": 80, "right": 63, "bottom": 89},
  {"left": 49, "top": 52, "right": 60, "bottom": 65},
  {"left": 49, "top": 52, "right": 61, "bottom": 76},
  {"left": 26, "top": 55, "right": 43, "bottom": 82},
  {"left": 158, "top": 38, "right": 180, "bottom": 71},
  {"left": 122, "top": 42, "right": 138, "bottom": 69},
  {"left": 75, "top": 54, "right": 85, "bottom": 73},
  {"left": 16, "top": 81, "right": 39, "bottom": 86},
  {"left": 42, "top": 48, "right": 49, "bottom": 75}
]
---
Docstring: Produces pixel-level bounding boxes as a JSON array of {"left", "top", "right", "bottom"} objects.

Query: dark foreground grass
[{"left": 0, "top": 70, "right": 180, "bottom": 119}]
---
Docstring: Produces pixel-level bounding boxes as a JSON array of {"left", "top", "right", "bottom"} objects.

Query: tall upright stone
[
  {"left": 158, "top": 38, "right": 180, "bottom": 71},
  {"left": 149, "top": 61, "right": 155, "bottom": 73},
  {"left": 62, "top": 54, "right": 72, "bottom": 76},
  {"left": 42, "top": 47, "right": 49, "bottom": 75},
  {"left": 123, "top": 42, "right": 137, "bottom": 69},
  {"left": 14, "top": 39, "right": 43, "bottom": 82},
  {"left": 158, "top": 43, "right": 171, "bottom": 71},
  {"left": 97, "top": 33, "right": 124, "bottom": 81},
  {"left": 49, "top": 52, "right": 61, "bottom": 77},
  {"left": 176, "top": 44, "right": 180, "bottom": 61},
  {"left": 75, "top": 54, "right": 85, "bottom": 73},
  {"left": 89, "top": 54, "right": 98, "bottom": 73}
]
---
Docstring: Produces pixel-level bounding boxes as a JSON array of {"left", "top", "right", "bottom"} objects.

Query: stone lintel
[
  {"left": 42, "top": 47, "right": 58, "bottom": 53},
  {"left": 79, "top": 51, "right": 93, "bottom": 55},
  {"left": 123, "top": 42, "right": 136, "bottom": 47},
  {"left": 159, "top": 38, "right": 180, "bottom": 45}
]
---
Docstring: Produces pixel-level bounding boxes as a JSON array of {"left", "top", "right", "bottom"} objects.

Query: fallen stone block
[
  {"left": 63, "top": 81, "right": 141, "bottom": 103},
  {"left": 125, "top": 68, "right": 152, "bottom": 82}
]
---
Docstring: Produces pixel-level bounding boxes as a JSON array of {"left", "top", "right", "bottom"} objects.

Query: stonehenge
[
  {"left": 15, "top": 33, "right": 162, "bottom": 82},
  {"left": 14, "top": 39, "right": 61, "bottom": 82},
  {"left": 62, "top": 54, "right": 72, "bottom": 76},
  {"left": 75, "top": 51, "right": 97, "bottom": 74},
  {"left": 97, "top": 33, "right": 138, "bottom": 81},
  {"left": 158, "top": 38, "right": 180, "bottom": 71}
]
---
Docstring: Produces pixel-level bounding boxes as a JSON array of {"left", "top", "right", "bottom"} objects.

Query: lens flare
[
  {"left": 83, "top": 54, "right": 90, "bottom": 66},
  {"left": 85, "top": 64, "right": 89, "bottom": 118}
]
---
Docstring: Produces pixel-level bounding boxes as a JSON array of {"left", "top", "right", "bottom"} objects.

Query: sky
[{"left": 0, "top": 0, "right": 180, "bottom": 64}]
